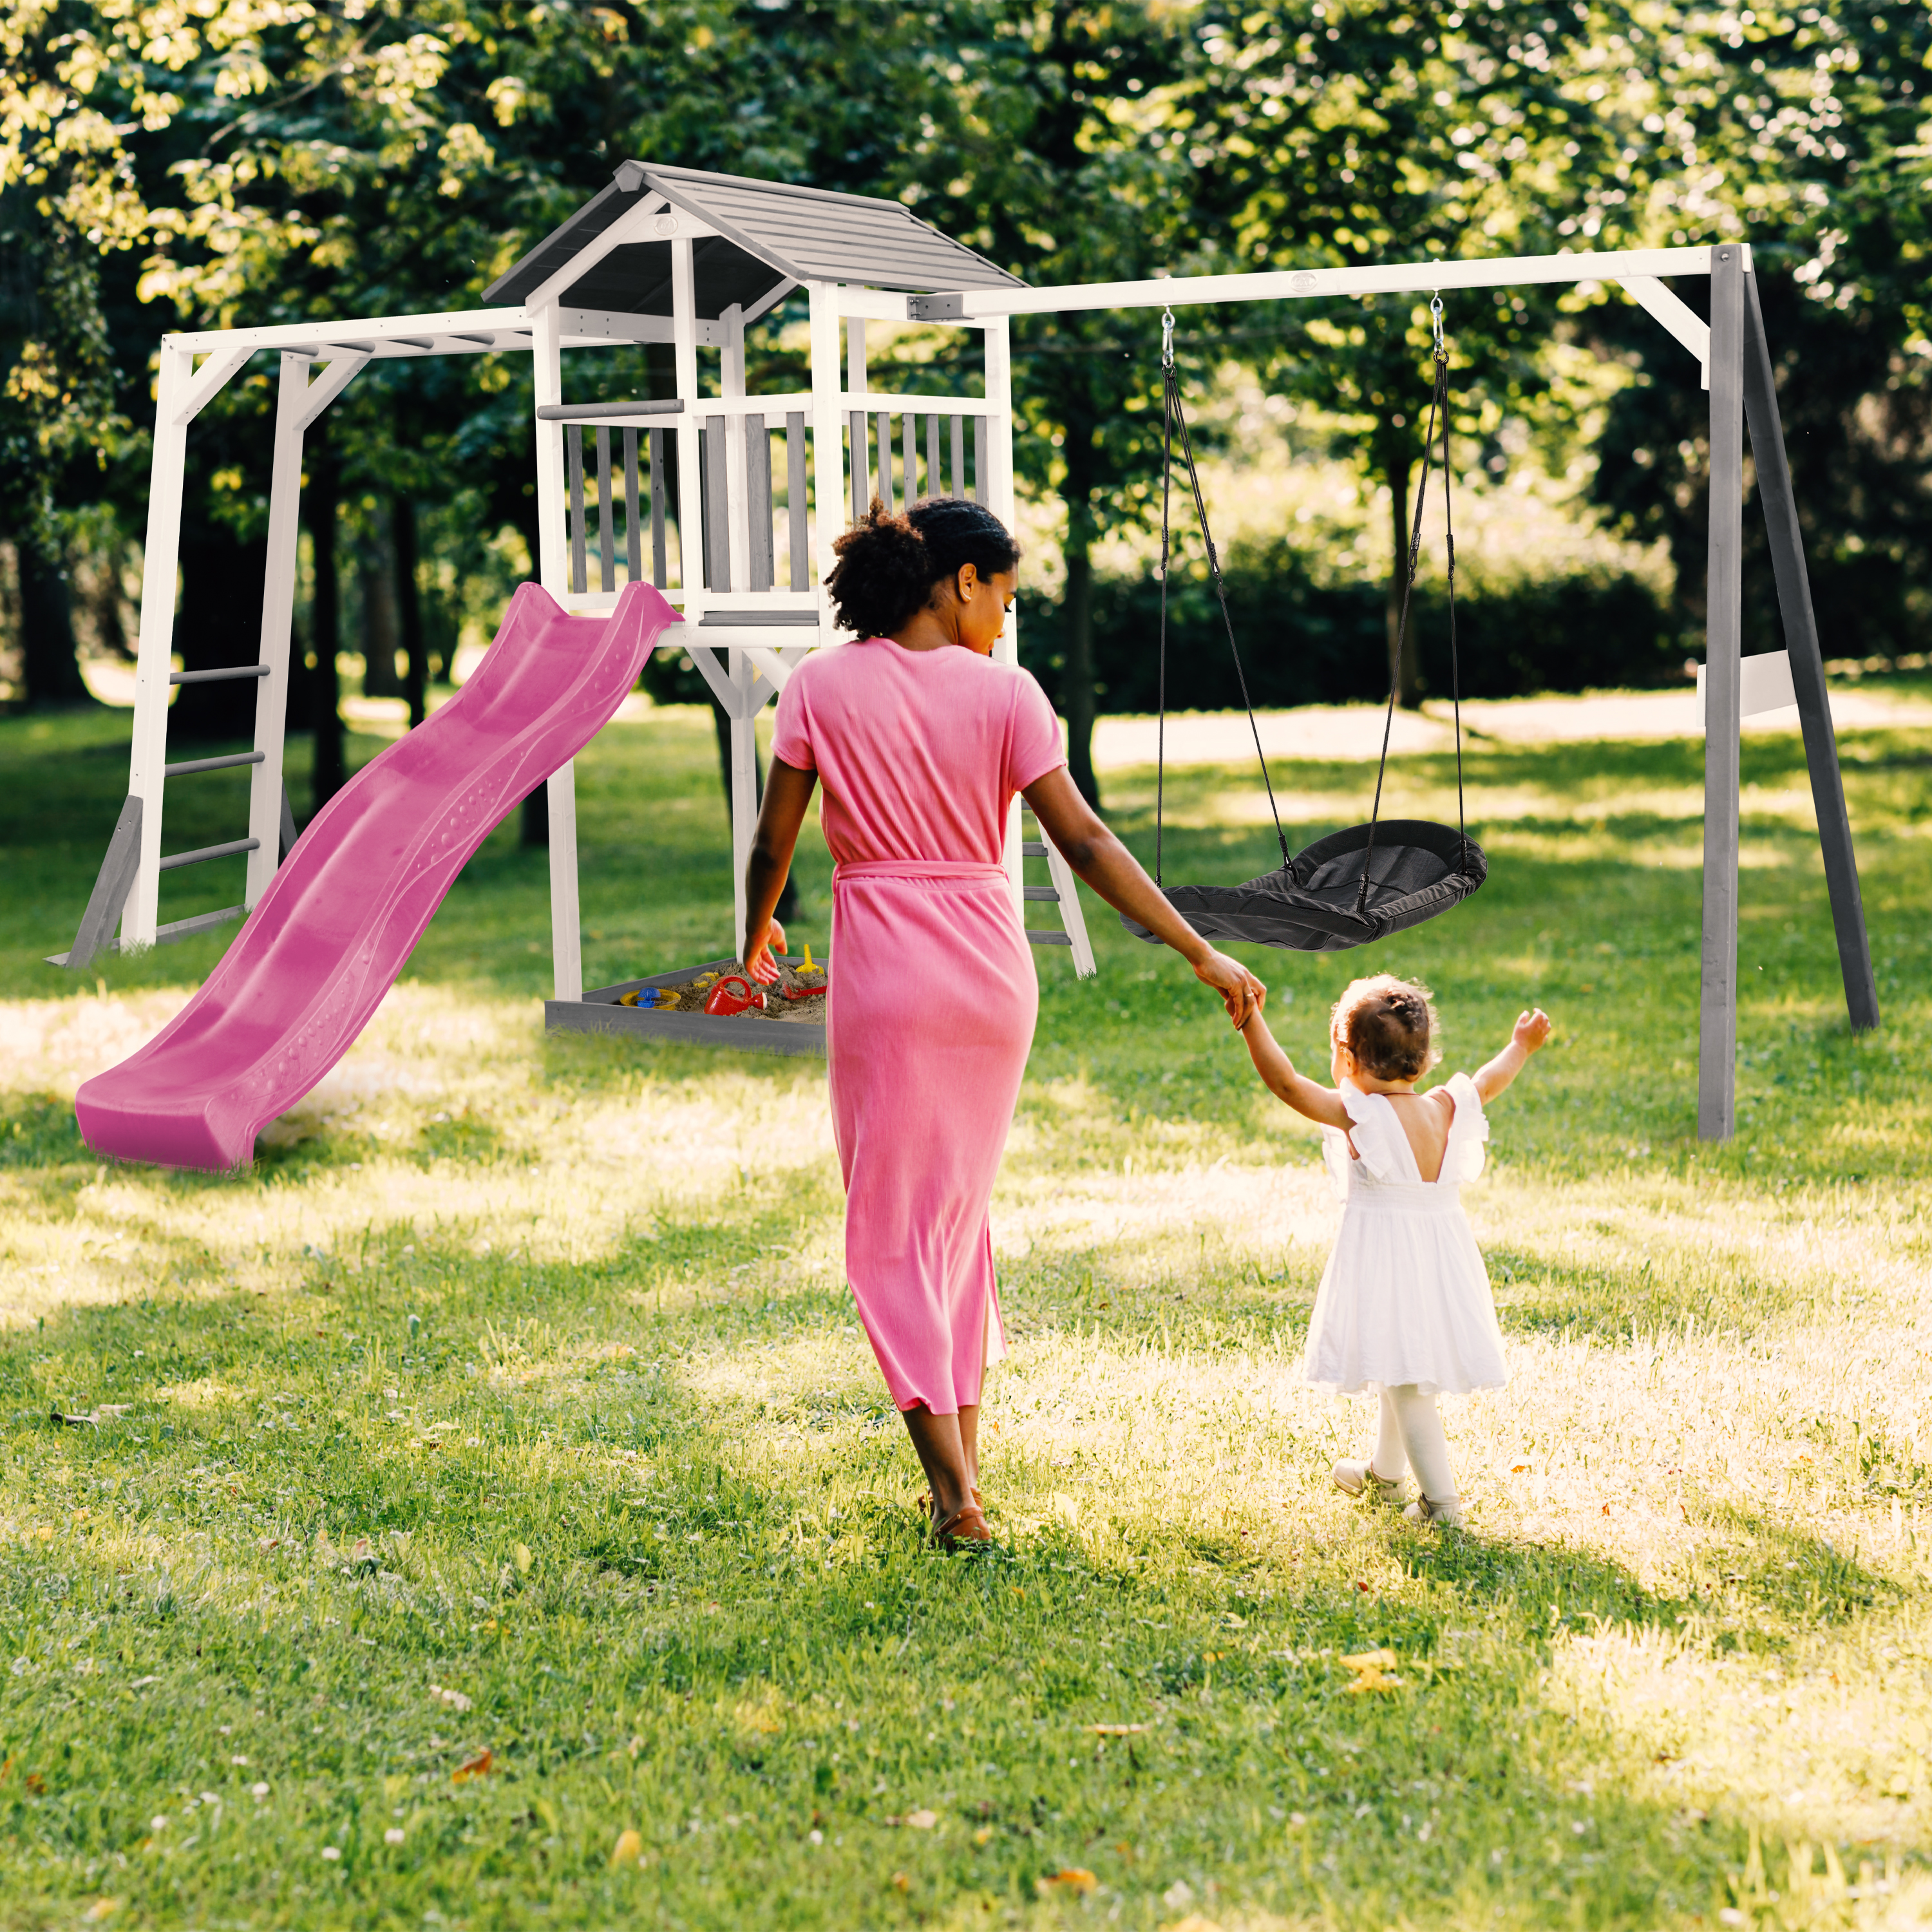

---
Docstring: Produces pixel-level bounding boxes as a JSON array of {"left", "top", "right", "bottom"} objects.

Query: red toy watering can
[{"left": 702, "top": 974, "right": 764, "bottom": 1017}]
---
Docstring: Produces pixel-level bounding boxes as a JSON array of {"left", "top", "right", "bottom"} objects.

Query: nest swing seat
[{"left": 1121, "top": 303, "right": 1486, "bottom": 954}]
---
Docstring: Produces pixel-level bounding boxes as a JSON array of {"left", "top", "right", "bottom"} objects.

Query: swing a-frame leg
[{"left": 1698, "top": 245, "right": 1878, "bottom": 1143}]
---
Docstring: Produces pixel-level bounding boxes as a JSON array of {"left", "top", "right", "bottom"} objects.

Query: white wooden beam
[
  {"left": 292, "top": 351, "right": 370, "bottom": 433},
  {"left": 245, "top": 352, "right": 310, "bottom": 905},
  {"left": 171, "top": 345, "right": 256, "bottom": 426},
  {"left": 124, "top": 341, "right": 195, "bottom": 947},
  {"left": 1617, "top": 274, "right": 1712, "bottom": 387},
  {"left": 165, "top": 307, "right": 534, "bottom": 356},
  {"left": 920, "top": 243, "right": 1745, "bottom": 322}
]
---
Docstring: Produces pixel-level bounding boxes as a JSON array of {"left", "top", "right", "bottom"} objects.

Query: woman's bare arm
[
  {"left": 743, "top": 757, "right": 818, "bottom": 982},
  {"left": 1022, "top": 765, "right": 1264, "bottom": 1027},
  {"left": 1237, "top": 1010, "right": 1352, "bottom": 1128}
]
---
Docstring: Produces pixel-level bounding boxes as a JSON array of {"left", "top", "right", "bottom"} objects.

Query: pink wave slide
[{"left": 77, "top": 579, "right": 679, "bottom": 1170}]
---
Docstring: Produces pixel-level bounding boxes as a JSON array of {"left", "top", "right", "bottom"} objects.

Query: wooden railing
[{"left": 545, "top": 393, "right": 993, "bottom": 603}]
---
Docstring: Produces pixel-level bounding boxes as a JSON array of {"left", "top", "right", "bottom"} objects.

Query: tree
[{"left": 1582, "top": 3, "right": 1932, "bottom": 658}]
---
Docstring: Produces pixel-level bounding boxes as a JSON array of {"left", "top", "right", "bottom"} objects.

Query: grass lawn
[{"left": 3, "top": 692, "right": 1932, "bottom": 1930}]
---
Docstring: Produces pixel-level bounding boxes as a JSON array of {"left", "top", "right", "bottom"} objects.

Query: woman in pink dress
[{"left": 744, "top": 498, "right": 1263, "bottom": 1545}]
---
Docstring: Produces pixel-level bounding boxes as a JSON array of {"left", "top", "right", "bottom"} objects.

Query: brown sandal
[{"left": 931, "top": 1499, "right": 992, "bottom": 1548}]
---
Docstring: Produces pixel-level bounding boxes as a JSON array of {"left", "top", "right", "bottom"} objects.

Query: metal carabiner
[
  {"left": 1430, "top": 292, "right": 1446, "bottom": 363},
  {"left": 1161, "top": 305, "right": 1175, "bottom": 371}
]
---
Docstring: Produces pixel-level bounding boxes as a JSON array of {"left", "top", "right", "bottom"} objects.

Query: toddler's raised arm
[
  {"left": 1238, "top": 1011, "right": 1352, "bottom": 1129},
  {"left": 1473, "top": 1008, "right": 1552, "bottom": 1104}
]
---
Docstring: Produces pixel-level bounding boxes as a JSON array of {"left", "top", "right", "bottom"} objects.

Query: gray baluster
[
  {"left": 927, "top": 415, "right": 941, "bottom": 498},
  {"left": 623, "top": 428, "right": 641, "bottom": 582},
  {"left": 567, "top": 423, "right": 587, "bottom": 594},
  {"left": 951, "top": 416, "right": 965, "bottom": 498},
  {"left": 649, "top": 428, "right": 668, "bottom": 588},
  {"left": 786, "top": 412, "right": 808, "bottom": 591},
  {"left": 849, "top": 410, "right": 867, "bottom": 520},
  {"left": 596, "top": 426, "right": 615, "bottom": 592},
  {"left": 705, "top": 416, "right": 730, "bottom": 591},
  {"left": 876, "top": 410, "right": 893, "bottom": 513},
  {"left": 746, "top": 413, "right": 774, "bottom": 592},
  {"left": 972, "top": 417, "right": 987, "bottom": 504}
]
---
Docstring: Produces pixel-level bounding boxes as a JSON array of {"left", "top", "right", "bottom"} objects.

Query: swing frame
[{"left": 914, "top": 240, "right": 1878, "bottom": 1142}]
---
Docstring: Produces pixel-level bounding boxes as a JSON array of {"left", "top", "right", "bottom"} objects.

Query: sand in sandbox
[{"left": 659, "top": 958, "right": 828, "bottom": 1023}]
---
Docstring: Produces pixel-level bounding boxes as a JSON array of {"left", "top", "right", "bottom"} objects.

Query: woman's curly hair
[
  {"left": 824, "top": 495, "right": 1020, "bottom": 639},
  {"left": 1330, "top": 974, "right": 1442, "bottom": 1082}
]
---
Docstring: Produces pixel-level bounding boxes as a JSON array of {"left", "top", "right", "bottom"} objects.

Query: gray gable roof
[{"left": 482, "top": 163, "right": 1024, "bottom": 316}]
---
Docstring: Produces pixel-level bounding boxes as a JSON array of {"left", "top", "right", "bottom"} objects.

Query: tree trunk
[
  {"left": 359, "top": 502, "right": 402, "bottom": 697},
  {"left": 1059, "top": 433, "right": 1101, "bottom": 808},
  {"left": 308, "top": 437, "right": 345, "bottom": 810},
  {"left": 395, "top": 494, "right": 426, "bottom": 728},
  {"left": 1386, "top": 447, "right": 1422, "bottom": 709},
  {"left": 17, "top": 537, "right": 92, "bottom": 706}
]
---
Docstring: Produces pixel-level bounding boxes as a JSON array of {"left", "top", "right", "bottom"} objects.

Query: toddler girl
[{"left": 1238, "top": 974, "right": 1550, "bottom": 1526}]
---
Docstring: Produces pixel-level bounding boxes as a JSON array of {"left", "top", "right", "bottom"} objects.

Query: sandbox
[{"left": 545, "top": 953, "right": 828, "bottom": 1058}]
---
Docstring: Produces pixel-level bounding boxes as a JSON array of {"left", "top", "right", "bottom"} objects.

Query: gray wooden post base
[
  {"left": 56, "top": 795, "right": 143, "bottom": 972},
  {"left": 1698, "top": 249, "right": 1882, "bottom": 1141},
  {"left": 1700, "top": 245, "right": 1746, "bottom": 1141}
]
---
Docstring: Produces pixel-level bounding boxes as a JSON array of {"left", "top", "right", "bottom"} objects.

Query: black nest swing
[{"left": 1121, "top": 303, "right": 1486, "bottom": 954}]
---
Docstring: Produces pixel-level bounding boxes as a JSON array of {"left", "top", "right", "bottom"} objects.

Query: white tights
[{"left": 1370, "top": 1384, "right": 1457, "bottom": 1504}]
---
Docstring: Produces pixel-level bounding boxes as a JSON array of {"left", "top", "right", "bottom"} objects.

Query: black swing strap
[
  {"left": 1155, "top": 307, "right": 1291, "bottom": 877},
  {"left": 1357, "top": 296, "right": 1468, "bottom": 909}
]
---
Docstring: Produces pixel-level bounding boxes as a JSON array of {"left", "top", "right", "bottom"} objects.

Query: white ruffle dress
[{"left": 1302, "top": 1074, "right": 1506, "bottom": 1397}]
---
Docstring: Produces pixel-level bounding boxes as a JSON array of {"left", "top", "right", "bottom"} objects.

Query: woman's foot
[
  {"left": 1403, "top": 1494, "right": 1463, "bottom": 1527},
  {"left": 931, "top": 1499, "right": 992, "bottom": 1548},
  {"left": 1332, "top": 1459, "right": 1407, "bottom": 1505}
]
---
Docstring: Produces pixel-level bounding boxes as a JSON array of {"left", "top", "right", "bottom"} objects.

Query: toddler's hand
[
  {"left": 1514, "top": 1007, "right": 1551, "bottom": 1053},
  {"left": 1194, "top": 948, "right": 1265, "bottom": 1028}
]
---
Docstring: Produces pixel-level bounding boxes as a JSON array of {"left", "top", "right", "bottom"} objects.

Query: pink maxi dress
[{"left": 771, "top": 636, "right": 1066, "bottom": 1415}]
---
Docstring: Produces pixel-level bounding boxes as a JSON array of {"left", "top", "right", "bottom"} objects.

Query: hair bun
[{"left": 825, "top": 495, "right": 1019, "bottom": 638}]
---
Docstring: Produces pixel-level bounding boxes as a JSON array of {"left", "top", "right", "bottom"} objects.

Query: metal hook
[
  {"left": 1161, "top": 306, "right": 1175, "bottom": 371},
  {"left": 1430, "top": 292, "right": 1446, "bottom": 362}
]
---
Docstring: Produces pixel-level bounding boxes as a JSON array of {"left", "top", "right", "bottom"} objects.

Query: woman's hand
[
  {"left": 1193, "top": 947, "right": 1265, "bottom": 1028},
  {"left": 745, "top": 916, "right": 787, "bottom": 984}
]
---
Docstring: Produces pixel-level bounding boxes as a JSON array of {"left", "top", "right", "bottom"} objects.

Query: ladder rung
[
  {"left": 164, "top": 751, "right": 265, "bottom": 777},
  {"left": 158, "top": 837, "right": 260, "bottom": 871},
  {"left": 1027, "top": 929, "right": 1073, "bottom": 946},
  {"left": 1021, "top": 841, "right": 1048, "bottom": 857},
  {"left": 170, "top": 665, "right": 269, "bottom": 685},
  {"left": 1022, "top": 886, "right": 1060, "bottom": 900}
]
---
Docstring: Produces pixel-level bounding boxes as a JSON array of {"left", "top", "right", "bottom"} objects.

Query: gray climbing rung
[
  {"left": 1021, "top": 841, "right": 1048, "bottom": 857},
  {"left": 158, "top": 837, "right": 260, "bottom": 871},
  {"left": 170, "top": 665, "right": 269, "bottom": 685},
  {"left": 1022, "top": 886, "right": 1060, "bottom": 900},
  {"left": 1027, "top": 930, "right": 1073, "bottom": 946},
  {"left": 164, "top": 751, "right": 265, "bottom": 777}
]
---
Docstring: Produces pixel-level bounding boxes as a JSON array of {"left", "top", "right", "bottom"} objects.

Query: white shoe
[
  {"left": 1332, "top": 1459, "right": 1407, "bottom": 1505},
  {"left": 1403, "top": 1494, "right": 1464, "bottom": 1527}
]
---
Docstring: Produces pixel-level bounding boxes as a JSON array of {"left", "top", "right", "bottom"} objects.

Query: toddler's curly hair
[
  {"left": 1330, "top": 974, "right": 1441, "bottom": 1083},
  {"left": 824, "top": 496, "right": 1020, "bottom": 639}
]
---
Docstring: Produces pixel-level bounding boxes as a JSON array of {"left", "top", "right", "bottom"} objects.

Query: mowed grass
[{"left": 4, "top": 695, "right": 1932, "bottom": 1929}]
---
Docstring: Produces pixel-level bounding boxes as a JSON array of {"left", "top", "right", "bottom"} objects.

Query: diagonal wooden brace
[
  {"left": 57, "top": 796, "right": 143, "bottom": 971},
  {"left": 1740, "top": 272, "right": 1879, "bottom": 1032}
]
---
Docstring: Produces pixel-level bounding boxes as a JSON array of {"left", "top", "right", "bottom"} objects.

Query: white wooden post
[
  {"left": 672, "top": 238, "right": 704, "bottom": 611},
  {"left": 846, "top": 310, "right": 867, "bottom": 521},
  {"left": 123, "top": 341, "right": 196, "bottom": 946},
  {"left": 244, "top": 352, "right": 310, "bottom": 905},
  {"left": 531, "top": 299, "right": 583, "bottom": 1003},
  {"left": 731, "top": 654, "right": 759, "bottom": 961},
  {"left": 983, "top": 314, "right": 1026, "bottom": 918},
  {"left": 807, "top": 282, "right": 844, "bottom": 603}
]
